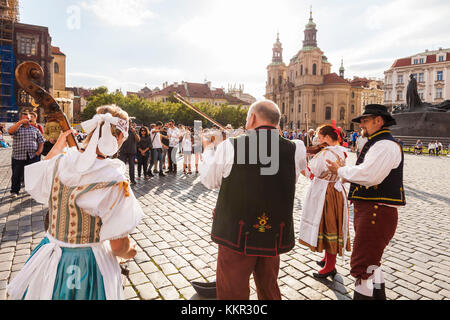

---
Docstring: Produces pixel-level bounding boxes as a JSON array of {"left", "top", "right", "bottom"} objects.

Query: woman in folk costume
[
  {"left": 7, "top": 105, "right": 143, "bottom": 300},
  {"left": 298, "top": 122, "right": 351, "bottom": 279}
]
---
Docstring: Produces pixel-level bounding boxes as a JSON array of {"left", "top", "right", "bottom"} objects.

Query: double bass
[{"left": 15, "top": 61, "right": 79, "bottom": 149}]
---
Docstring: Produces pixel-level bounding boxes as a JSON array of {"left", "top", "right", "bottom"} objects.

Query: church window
[
  {"left": 312, "top": 104, "right": 316, "bottom": 113},
  {"left": 340, "top": 108, "right": 345, "bottom": 121},
  {"left": 351, "top": 104, "right": 355, "bottom": 114},
  {"left": 279, "top": 76, "right": 283, "bottom": 85},
  {"left": 325, "top": 107, "right": 332, "bottom": 120},
  {"left": 300, "top": 65, "right": 303, "bottom": 76},
  {"left": 282, "top": 103, "right": 285, "bottom": 114},
  {"left": 313, "top": 64, "right": 317, "bottom": 75},
  {"left": 54, "top": 62, "right": 59, "bottom": 74},
  {"left": 298, "top": 104, "right": 301, "bottom": 113}
]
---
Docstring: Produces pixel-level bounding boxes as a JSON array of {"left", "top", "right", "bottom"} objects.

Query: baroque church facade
[{"left": 265, "top": 11, "right": 365, "bottom": 132}]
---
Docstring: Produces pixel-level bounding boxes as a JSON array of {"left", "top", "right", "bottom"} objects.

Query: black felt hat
[{"left": 352, "top": 104, "right": 397, "bottom": 127}]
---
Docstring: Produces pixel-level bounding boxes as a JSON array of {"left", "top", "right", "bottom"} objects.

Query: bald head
[{"left": 246, "top": 100, "right": 281, "bottom": 129}]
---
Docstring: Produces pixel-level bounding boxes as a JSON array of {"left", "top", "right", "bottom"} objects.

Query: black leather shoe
[
  {"left": 316, "top": 260, "right": 326, "bottom": 268},
  {"left": 159, "top": 173, "right": 166, "bottom": 177},
  {"left": 353, "top": 291, "right": 373, "bottom": 300},
  {"left": 373, "top": 283, "right": 387, "bottom": 300},
  {"left": 313, "top": 269, "right": 337, "bottom": 279}
]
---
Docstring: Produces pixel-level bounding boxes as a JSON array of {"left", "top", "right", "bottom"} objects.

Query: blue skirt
[{"left": 23, "top": 237, "right": 106, "bottom": 300}]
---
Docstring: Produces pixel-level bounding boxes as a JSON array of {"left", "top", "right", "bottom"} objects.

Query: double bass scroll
[{"left": 15, "top": 61, "right": 79, "bottom": 149}]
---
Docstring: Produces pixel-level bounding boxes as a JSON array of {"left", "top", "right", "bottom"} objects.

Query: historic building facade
[
  {"left": 384, "top": 48, "right": 450, "bottom": 109},
  {"left": 51, "top": 46, "right": 75, "bottom": 123},
  {"left": 265, "top": 11, "right": 365, "bottom": 131}
]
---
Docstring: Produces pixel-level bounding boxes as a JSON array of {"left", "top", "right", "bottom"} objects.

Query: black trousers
[
  {"left": 11, "top": 155, "right": 40, "bottom": 194},
  {"left": 137, "top": 152, "right": 150, "bottom": 177},
  {"left": 119, "top": 153, "right": 136, "bottom": 183},
  {"left": 168, "top": 146, "right": 178, "bottom": 172}
]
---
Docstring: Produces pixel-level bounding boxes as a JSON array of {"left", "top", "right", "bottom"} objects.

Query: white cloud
[{"left": 81, "top": 0, "right": 156, "bottom": 27}]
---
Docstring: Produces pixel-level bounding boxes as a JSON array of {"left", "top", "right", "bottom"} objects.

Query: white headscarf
[{"left": 76, "top": 113, "right": 129, "bottom": 173}]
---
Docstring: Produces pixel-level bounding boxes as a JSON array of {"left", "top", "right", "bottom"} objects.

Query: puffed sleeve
[{"left": 24, "top": 153, "right": 64, "bottom": 204}]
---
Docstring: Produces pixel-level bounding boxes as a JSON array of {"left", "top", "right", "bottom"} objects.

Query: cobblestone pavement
[{"left": 0, "top": 143, "right": 449, "bottom": 300}]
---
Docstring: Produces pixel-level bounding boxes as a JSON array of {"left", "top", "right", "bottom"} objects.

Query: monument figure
[{"left": 406, "top": 74, "right": 422, "bottom": 112}]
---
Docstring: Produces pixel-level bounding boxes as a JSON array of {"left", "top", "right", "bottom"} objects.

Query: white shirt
[
  {"left": 151, "top": 131, "right": 162, "bottom": 149},
  {"left": 337, "top": 140, "right": 402, "bottom": 188},
  {"left": 200, "top": 138, "right": 307, "bottom": 190},
  {"left": 168, "top": 127, "right": 180, "bottom": 147}
]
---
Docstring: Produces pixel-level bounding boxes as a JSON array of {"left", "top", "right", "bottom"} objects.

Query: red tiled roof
[
  {"left": 323, "top": 73, "right": 349, "bottom": 85},
  {"left": 391, "top": 58, "right": 411, "bottom": 68},
  {"left": 350, "top": 77, "right": 370, "bottom": 87},
  {"left": 391, "top": 50, "right": 450, "bottom": 68},
  {"left": 154, "top": 82, "right": 228, "bottom": 100},
  {"left": 51, "top": 46, "right": 65, "bottom": 56}
]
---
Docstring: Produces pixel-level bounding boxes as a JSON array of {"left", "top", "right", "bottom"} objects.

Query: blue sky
[{"left": 20, "top": 0, "right": 450, "bottom": 99}]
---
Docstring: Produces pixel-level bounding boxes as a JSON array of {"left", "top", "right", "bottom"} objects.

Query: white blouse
[
  {"left": 24, "top": 147, "right": 144, "bottom": 242},
  {"left": 200, "top": 138, "right": 307, "bottom": 190}
]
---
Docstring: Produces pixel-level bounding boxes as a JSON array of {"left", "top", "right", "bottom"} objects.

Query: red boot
[{"left": 313, "top": 252, "right": 337, "bottom": 279}]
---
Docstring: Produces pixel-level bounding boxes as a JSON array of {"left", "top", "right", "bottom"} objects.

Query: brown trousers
[
  {"left": 216, "top": 245, "right": 281, "bottom": 300},
  {"left": 350, "top": 201, "right": 398, "bottom": 280}
]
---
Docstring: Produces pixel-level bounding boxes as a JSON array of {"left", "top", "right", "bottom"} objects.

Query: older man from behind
[
  {"left": 200, "top": 100, "right": 307, "bottom": 300},
  {"left": 8, "top": 111, "right": 44, "bottom": 198}
]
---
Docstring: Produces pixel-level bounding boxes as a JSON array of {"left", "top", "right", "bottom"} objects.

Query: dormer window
[{"left": 438, "top": 55, "right": 445, "bottom": 62}]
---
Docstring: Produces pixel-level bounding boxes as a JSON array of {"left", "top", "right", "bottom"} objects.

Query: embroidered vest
[
  {"left": 348, "top": 129, "right": 406, "bottom": 206},
  {"left": 48, "top": 156, "right": 118, "bottom": 244},
  {"left": 211, "top": 129, "right": 297, "bottom": 257}
]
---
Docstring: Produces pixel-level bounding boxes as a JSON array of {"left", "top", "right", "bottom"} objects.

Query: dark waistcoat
[
  {"left": 211, "top": 128, "right": 297, "bottom": 257},
  {"left": 349, "top": 129, "right": 406, "bottom": 206}
]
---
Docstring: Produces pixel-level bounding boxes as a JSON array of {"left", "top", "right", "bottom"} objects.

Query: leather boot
[{"left": 373, "top": 283, "right": 387, "bottom": 300}]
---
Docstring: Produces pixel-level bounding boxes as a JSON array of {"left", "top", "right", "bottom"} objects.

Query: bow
[{"left": 77, "top": 113, "right": 129, "bottom": 173}]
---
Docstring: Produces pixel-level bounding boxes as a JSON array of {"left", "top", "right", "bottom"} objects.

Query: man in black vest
[
  {"left": 200, "top": 100, "right": 307, "bottom": 300},
  {"left": 327, "top": 104, "right": 406, "bottom": 300}
]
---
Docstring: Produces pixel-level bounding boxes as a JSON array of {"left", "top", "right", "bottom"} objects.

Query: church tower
[
  {"left": 339, "top": 59, "right": 345, "bottom": 79},
  {"left": 303, "top": 7, "right": 317, "bottom": 48},
  {"left": 272, "top": 32, "right": 283, "bottom": 64}
]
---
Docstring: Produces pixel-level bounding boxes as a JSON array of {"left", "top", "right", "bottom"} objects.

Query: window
[
  {"left": 351, "top": 104, "right": 355, "bottom": 114},
  {"left": 419, "top": 58, "right": 424, "bottom": 64},
  {"left": 19, "top": 37, "right": 36, "bottom": 55},
  {"left": 438, "top": 55, "right": 445, "bottom": 62},
  {"left": 411, "top": 73, "right": 417, "bottom": 80},
  {"left": 397, "top": 90, "right": 402, "bottom": 101},
  {"left": 418, "top": 73, "right": 424, "bottom": 83},
  {"left": 418, "top": 89, "right": 424, "bottom": 100},
  {"left": 413, "top": 59, "right": 419, "bottom": 65},
  {"left": 313, "top": 64, "right": 317, "bottom": 75},
  {"left": 298, "top": 104, "right": 301, "bottom": 113},
  {"left": 398, "top": 75, "right": 403, "bottom": 84},
  {"left": 325, "top": 107, "right": 332, "bottom": 120},
  {"left": 54, "top": 62, "right": 60, "bottom": 74},
  {"left": 279, "top": 76, "right": 283, "bottom": 85},
  {"left": 437, "top": 71, "right": 443, "bottom": 81},
  {"left": 436, "top": 88, "right": 443, "bottom": 99},
  {"left": 282, "top": 103, "right": 285, "bottom": 114},
  {"left": 300, "top": 65, "right": 303, "bottom": 76},
  {"left": 312, "top": 104, "right": 316, "bottom": 113},
  {"left": 340, "top": 108, "right": 345, "bottom": 121}
]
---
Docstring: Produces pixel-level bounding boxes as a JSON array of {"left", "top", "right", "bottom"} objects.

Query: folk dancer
[
  {"left": 200, "top": 100, "right": 307, "bottom": 300},
  {"left": 327, "top": 104, "right": 406, "bottom": 300},
  {"left": 7, "top": 105, "right": 144, "bottom": 300},
  {"left": 298, "top": 123, "right": 351, "bottom": 279}
]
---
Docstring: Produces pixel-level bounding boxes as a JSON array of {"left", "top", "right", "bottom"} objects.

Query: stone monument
[{"left": 390, "top": 75, "right": 450, "bottom": 137}]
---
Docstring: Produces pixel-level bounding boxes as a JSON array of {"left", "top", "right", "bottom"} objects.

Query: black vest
[
  {"left": 211, "top": 128, "right": 297, "bottom": 257},
  {"left": 349, "top": 129, "right": 406, "bottom": 206}
]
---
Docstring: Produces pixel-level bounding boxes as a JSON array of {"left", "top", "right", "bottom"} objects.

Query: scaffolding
[{"left": 0, "top": 0, "right": 19, "bottom": 122}]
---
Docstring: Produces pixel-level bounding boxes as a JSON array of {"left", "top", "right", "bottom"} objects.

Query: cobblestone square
[{"left": 0, "top": 144, "right": 449, "bottom": 300}]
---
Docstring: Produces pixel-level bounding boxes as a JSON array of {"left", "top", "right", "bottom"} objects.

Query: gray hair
[{"left": 248, "top": 100, "right": 281, "bottom": 125}]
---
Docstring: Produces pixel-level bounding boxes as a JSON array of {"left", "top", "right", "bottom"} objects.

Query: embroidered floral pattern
[{"left": 253, "top": 213, "right": 272, "bottom": 233}]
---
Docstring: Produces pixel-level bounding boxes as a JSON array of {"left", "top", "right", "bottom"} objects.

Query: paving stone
[
  {"left": 159, "top": 286, "right": 181, "bottom": 300},
  {"left": 148, "top": 271, "right": 172, "bottom": 289},
  {"left": 135, "top": 283, "right": 159, "bottom": 300},
  {"left": 168, "top": 274, "right": 191, "bottom": 290}
]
